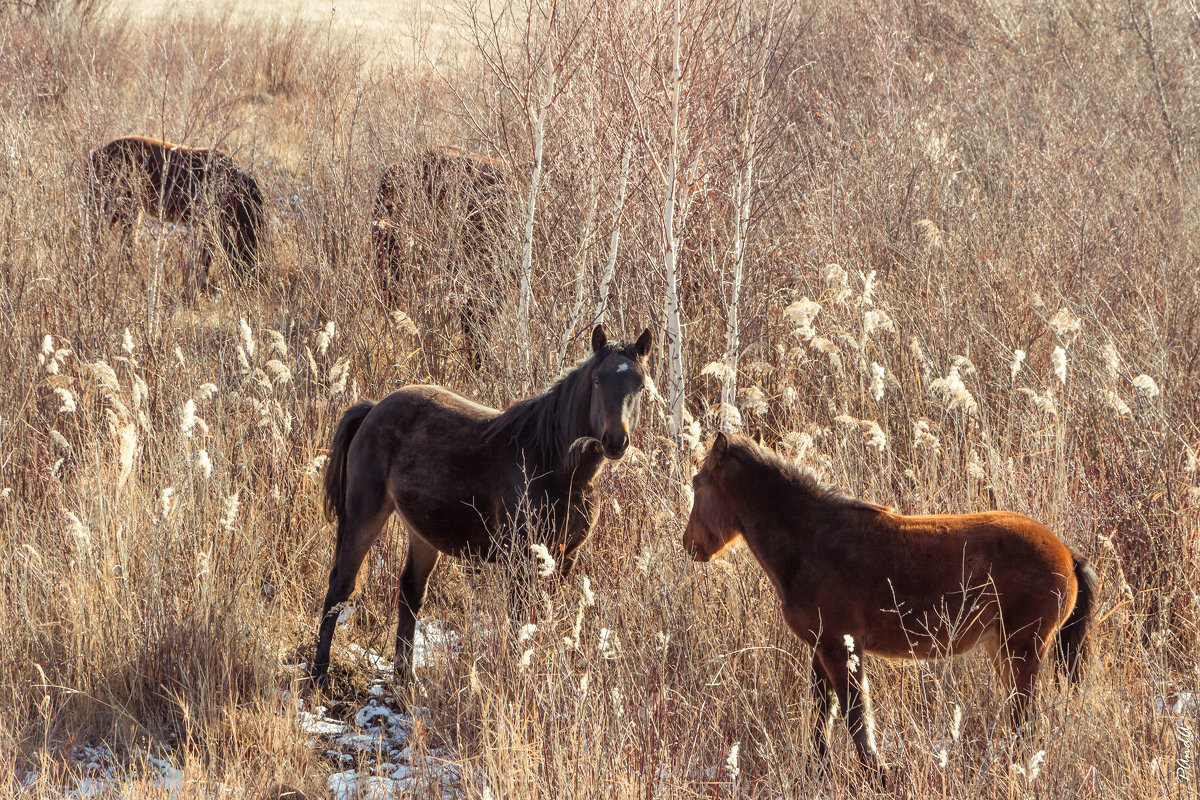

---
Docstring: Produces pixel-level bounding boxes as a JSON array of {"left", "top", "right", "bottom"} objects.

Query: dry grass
[{"left": 2, "top": 0, "right": 1199, "bottom": 797}]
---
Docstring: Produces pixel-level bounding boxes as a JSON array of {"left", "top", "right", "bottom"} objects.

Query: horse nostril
[{"left": 601, "top": 430, "right": 628, "bottom": 456}]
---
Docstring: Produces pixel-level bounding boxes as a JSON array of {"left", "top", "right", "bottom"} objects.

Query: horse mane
[
  {"left": 725, "top": 434, "right": 889, "bottom": 514},
  {"left": 484, "top": 342, "right": 635, "bottom": 470}
]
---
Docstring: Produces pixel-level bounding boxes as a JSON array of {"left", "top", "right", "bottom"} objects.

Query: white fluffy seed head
[
  {"left": 929, "top": 366, "right": 978, "bottom": 414},
  {"left": 858, "top": 269, "right": 876, "bottom": 307},
  {"left": 1048, "top": 308, "right": 1081, "bottom": 338},
  {"left": 967, "top": 451, "right": 987, "bottom": 481},
  {"left": 1018, "top": 388, "right": 1058, "bottom": 416},
  {"left": 1010, "top": 349, "right": 1025, "bottom": 380},
  {"left": 1105, "top": 390, "right": 1131, "bottom": 417},
  {"left": 122, "top": 328, "right": 135, "bottom": 355},
  {"left": 238, "top": 318, "right": 255, "bottom": 359},
  {"left": 1103, "top": 343, "right": 1120, "bottom": 380},
  {"left": 196, "top": 449, "right": 212, "bottom": 479},
  {"left": 862, "top": 421, "right": 886, "bottom": 452},
  {"left": 700, "top": 361, "right": 736, "bottom": 385},
  {"left": 220, "top": 492, "right": 240, "bottom": 529},
  {"left": 724, "top": 743, "right": 741, "bottom": 782},
  {"left": 869, "top": 362, "right": 885, "bottom": 401},
  {"left": 517, "top": 623, "right": 538, "bottom": 645},
  {"left": 265, "top": 359, "right": 292, "bottom": 384},
  {"left": 315, "top": 321, "right": 336, "bottom": 356},
  {"left": 824, "top": 264, "right": 852, "bottom": 303},
  {"left": 304, "top": 454, "right": 328, "bottom": 481},
  {"left": 391, "top": 310, "right": 419, "bottom": 336},
  {"left": 1052, "top": 346, "right": 1067, "bottom": 385},
  {"left": 739, "top": 386, "right": 768, "bottom": 415},
  {"left": 862, "top": 309, "right": 895, "bottom": 338},
  {"left": 530, "top": 543, "right": 556, "bottom": 577},
  {"left": 180, "top": 399, "right": 197, "bottom": 435},
  {"left": 64, "top": 511, "right": 90, "bottom": 550},
  {"left": 1132, "top": 374, "right": 1160, "bottom": 398},
  {"left": 54, "top": 387, "right": 76, "bottom": 414},
  {"left": 783, "top": 297, "right": 821, "bottom": 341},
  {"left": 159, "top": 488, "right": 175, "bottom": 520},
  {"left": 913, "top": 420, "right": 939, "bottom": 451}
]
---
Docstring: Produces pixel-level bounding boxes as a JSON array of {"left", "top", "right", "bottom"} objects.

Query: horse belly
[
  {"left": 860, "top": 592, "right": 998, "bottom": 659},
  {"left": 392, "top": 493, "right": 497, "bottom": 559}
]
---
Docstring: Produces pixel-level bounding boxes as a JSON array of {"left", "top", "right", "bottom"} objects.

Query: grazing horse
[
  {"left": 370, "top": 145, "right": 511, "bottom": 366},
  {"left": 88, "top": 136, "right": 265, "bottom": 288},
  {"left": 313, "top": 325, "right": 653, "bottom": 685},
  {"left": 370, "top": 144, "right": 509, "bottom": 275},
  {"left": 683, "top": 433, "right": 1096, "bottom": 781}
]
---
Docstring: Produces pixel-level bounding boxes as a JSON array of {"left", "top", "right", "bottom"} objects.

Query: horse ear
[
  {"left": 591, "top": 325, "right": 607, "bottom": 354},
  {"left": 634, "top": 328, "right": 653, "bottom": 359},
  {"left": 710, "top": 431, "right": 729, "bottom": 463},
  {"left": 752, "top": 429, "right": 764, "bottom": 446}
]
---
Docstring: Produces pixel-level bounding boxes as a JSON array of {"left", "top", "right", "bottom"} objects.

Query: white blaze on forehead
[{"left": 617, "top": 363, "right": 630, "bottom": 372}]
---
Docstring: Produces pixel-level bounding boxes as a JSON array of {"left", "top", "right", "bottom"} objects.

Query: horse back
[
  {"left": 794, "top": 509, "right": 1078, "bottom": 657},
  {"left": 882, "top": 510, "right": 1076, "bottom": 587},
  {"left": 91, "top": 136, "right": 247, "bottom": 220}
]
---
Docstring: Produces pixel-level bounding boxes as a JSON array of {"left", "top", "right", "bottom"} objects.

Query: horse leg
[
  {"left": 816, "top": 643, "right": 887, "bottom": 782},
  {"left": 312, "top": 501, "right": 392, "bottom": 685},
  {"left": 992, "top": 628, "right": 1050, "bottom": 731},
  {"left": 394, "top": 535, "right": 441, "bottom": 684},
  {"left": 810, "top": 656, "right": 836, "bottom": 768}
]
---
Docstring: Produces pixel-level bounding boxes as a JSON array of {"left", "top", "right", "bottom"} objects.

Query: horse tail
[
  {"left": 1056, "top": 551, "right": 1098, "bottom": 683},
  {"left": 323, "top": 401, "right": 376, "bottom": 528}
]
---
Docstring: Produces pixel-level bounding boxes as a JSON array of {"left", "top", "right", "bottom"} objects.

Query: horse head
[
  {"left": 586, "top": 325, "right": 652, "bottom": 460},
  {"left": 683, "top": 432, "right": 743, "bottom": 561}
]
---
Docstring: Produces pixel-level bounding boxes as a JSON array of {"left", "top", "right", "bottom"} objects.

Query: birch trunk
[
  {"left": 663, "top": 0, "right": 685, "bottom": 445},
  {"left": 721, "top": 108, "right": 756, "bottom": 422},
  {"left": 720, "top": 4, "right": 769, "bottom": 430},
  {"left": 596, "top": 126, "right": 634, "bottom": 327},
  {"left": 559, "top": 176, "right": 599, "bottom": 367},
  {"left": 516, "top": 98, "right": 548, "bottom": 365}
]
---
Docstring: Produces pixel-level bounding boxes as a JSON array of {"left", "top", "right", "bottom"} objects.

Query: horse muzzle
[{"left": 601, "top": 429, "right": 629, "bottom": 459}]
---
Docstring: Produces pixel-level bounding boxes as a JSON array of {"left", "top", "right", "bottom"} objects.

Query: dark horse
[
  {"left": 370, "top": 144, "right": 509, "bottom": 276},
  {"left": 683, "top": 433, "right": 1097, "bottom": 781},
  {"left": 314, "top": 325, "right": 652, "bottom": 685},
  {"left": 370, "top": 145, "right": 511, "bottom": 367},
  {"left": 89, "top": 136, "right": 265, "bottom": 288}
]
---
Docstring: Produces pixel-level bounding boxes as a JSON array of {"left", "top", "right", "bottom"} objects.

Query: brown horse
[
  {"left": 371, "top": 145, "right": 511, "bottom": 365},
  {"left": 314, "top": 325, "right": 652, "bottom": 686},
  {"left": 88, "top": 136, "right": 265, "bottom": 288},
  {"left": 683, "top": 433, "right": 1096, "bottom": 780},
  {"left": 371, "top": 145, "right": 509, "bottom": 273}
]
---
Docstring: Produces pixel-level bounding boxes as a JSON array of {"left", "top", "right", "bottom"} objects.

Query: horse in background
[
  {"left": 370, "top": 145, "right": 511, "bottom": 367},
  {"left": 370, "top": 144, "right": 510, "bottom": 278},
  {"left": 313, "top": 325, "right": 653, "bottom": 686},
  {"left": 88, "top": 136, "right": 265, "bottom": 291},
  {"left": 683, "top": 432, "right": 1097, "bottom": 783}
]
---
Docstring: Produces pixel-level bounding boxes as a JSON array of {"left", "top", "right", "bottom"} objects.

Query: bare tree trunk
[
  {"left": 719, "top": 4, "right": 767, "bottom": 426},
  {"left": 720, "top": 154, "right": 752, "bottom": 423},
  {"left": 517, "top": 95, "right": 550, "bottom": 366},
  {"left": 596, "top": 125, "right": 633, "bottom": 327},
  {"left": 663, "top": 0, "right": 685, "bottom": 445},
  {"left": 559, "top": 169, "right": 599, "bottom": 367}
]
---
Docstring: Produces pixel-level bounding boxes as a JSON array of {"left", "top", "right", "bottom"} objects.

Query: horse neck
[
  {"left": 511, "top": 362, "right": 594, "bottom": 473},
  {"left": 721, "top": 458, "right": 833, "bottom": 591}
]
